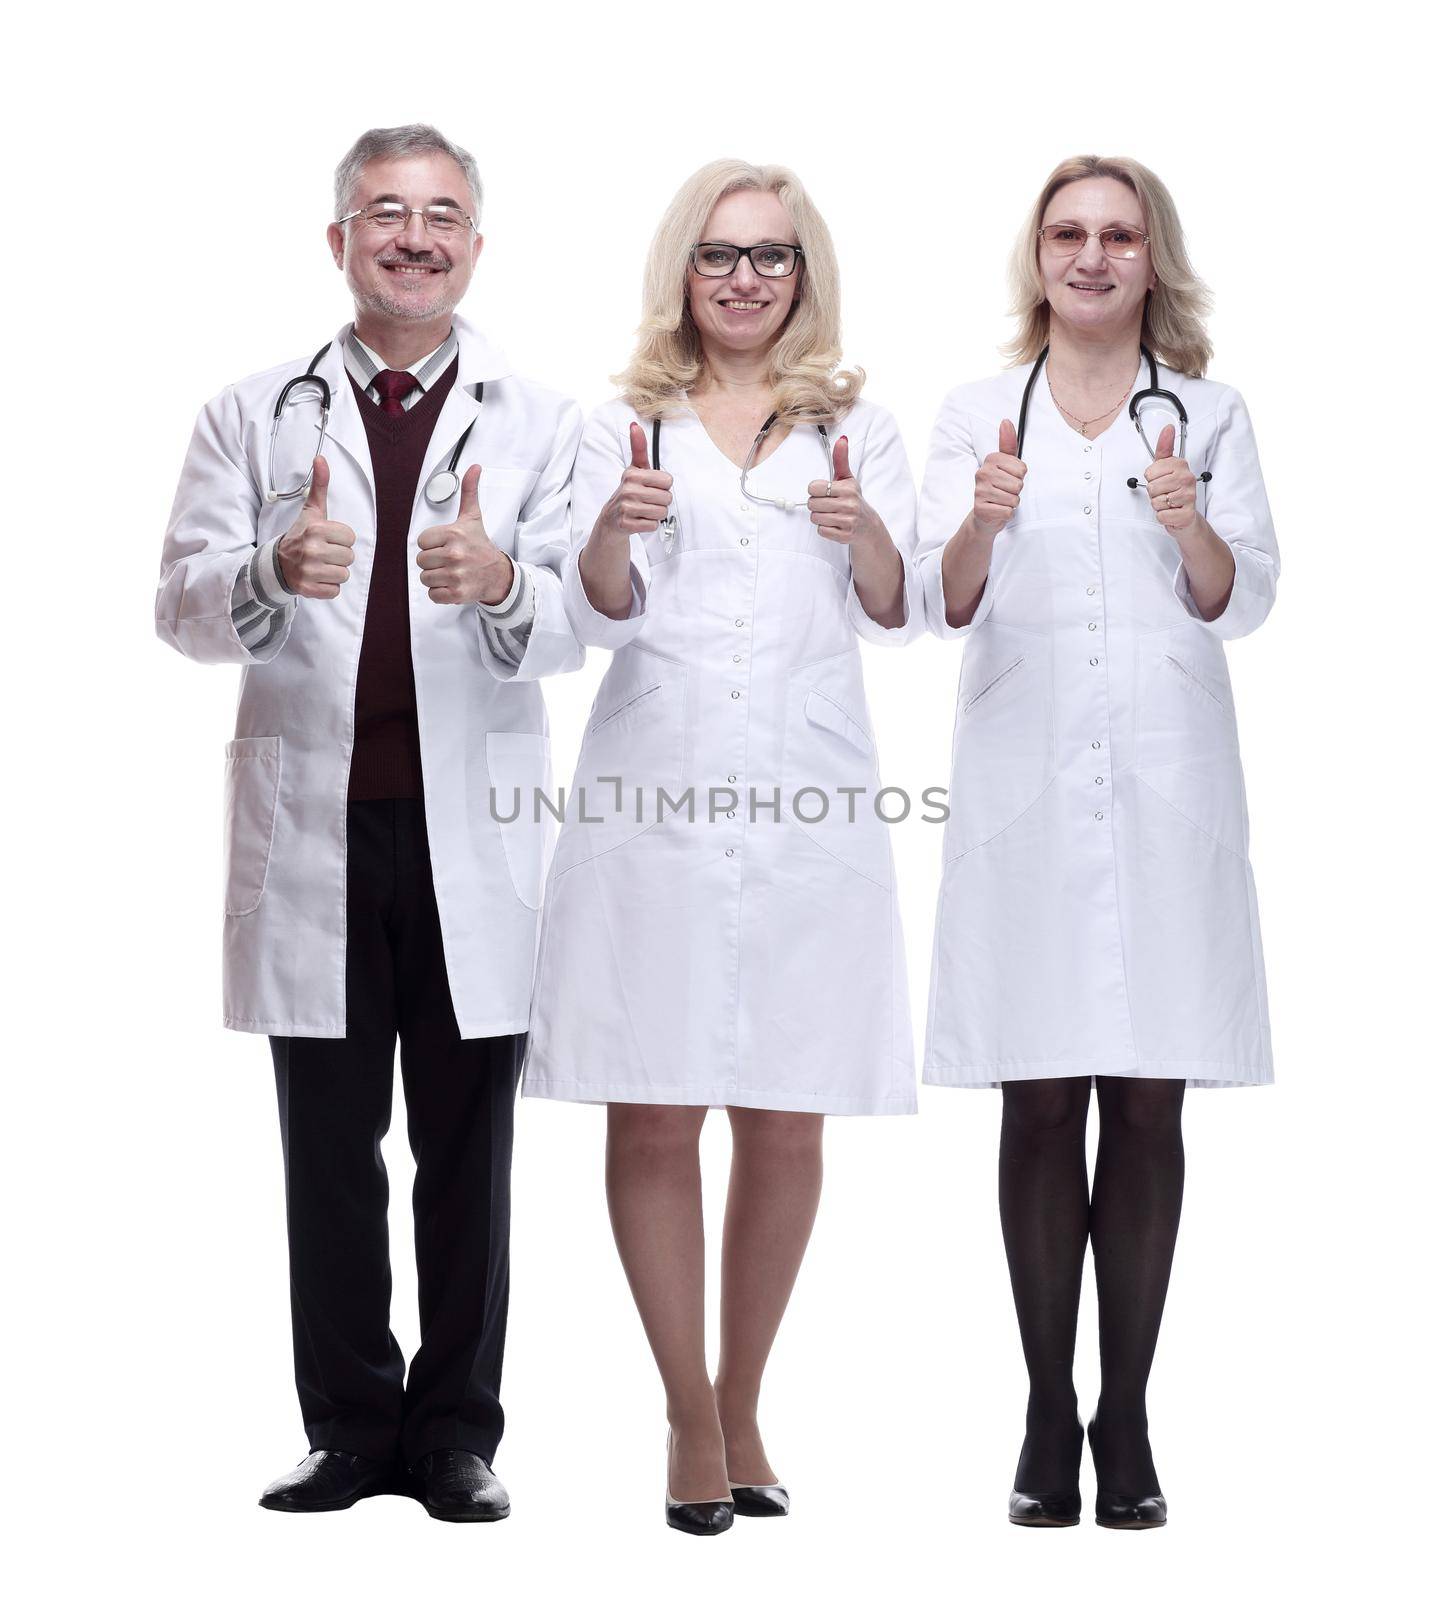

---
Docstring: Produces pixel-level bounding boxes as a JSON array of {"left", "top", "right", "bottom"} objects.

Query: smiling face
[
  {"left": 685, "top": 189, "right": 802, "bottom": 361},
  {"left": 327, "top": 152, "right": 483, "bottom": 326},
  {"left": 1038, "top": 176, "right": 1154, "bottom": 340}
]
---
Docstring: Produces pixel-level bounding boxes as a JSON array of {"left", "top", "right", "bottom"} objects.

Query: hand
[
  {"left": 806, "top": 435, "right": 886, "bottom": 546},
  {"left": 276, "top": 456, "right": 356, "bottom": 599},
  {"left": 416, "top": 465, "right": 513, "bottom": 605},
  {"left": 1144, "top": 424, "right": 1202, "bottom": 537},
  {"left": 592, "top": 422, "right": 674, "bottom": 538},
  {"left": 968, "top": 419, "right": 1026, "bottom": 540}
]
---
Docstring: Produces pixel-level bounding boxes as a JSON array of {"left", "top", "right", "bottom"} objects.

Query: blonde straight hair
[
  {"left": 616, "top": 159, "right": 864, "bottom": 423},
  {"left": 1005, "top": 155, "right": 1214, "bottom": 378}
]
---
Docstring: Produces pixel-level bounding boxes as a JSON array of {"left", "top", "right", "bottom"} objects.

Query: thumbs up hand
[
  {"left": 593, "top": 422, "right": 675, "bottom": 541},
  {"left": 1143, "top": 423, "right": 1201, "bottom": 537},
  {"left": 417, "top": 464, "right": 513, "bottom": 604},
  {"left": 276, "top": 456, "right": 357, "bottom": 600},
  {"left": 968, "top": 419, "right": 1027, "bottom": 540},
  {"left": 807, "top": 435, "right": 884, "bottom": 546}
]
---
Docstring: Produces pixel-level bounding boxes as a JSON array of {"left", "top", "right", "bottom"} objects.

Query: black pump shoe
[
  {"left": 1088, "top": 1415, "right": 1167, "bottom": 1530},
  {"left": 729, "top": 1481, "right": 790, "bottom": 1517},
  {"left": 1094, "top": 1489, "right": 1168, "bottom": 1529},
  {"left": 1008, "top": 1488, "right": 1081, "bottom": 1527},
  {"left": 666, "top": 1429, "right": 734, "bottom": 1535},
  {"left": 666, "top": 1494, "right": 736, "bottom": 1535},
  {"left": 1008, "top": 1419, "right": 1084, "bottom": 1527},
  {"left": 258, "top": 1449, "right": 396, "bottom": 1512}
]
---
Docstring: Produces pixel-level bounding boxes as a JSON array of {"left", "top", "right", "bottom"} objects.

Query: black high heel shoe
[
  {"left": 665, "top": 1430, "right": 734, "bottom": 1536},
  {"left": 1088, "top": 1414, "right": 1167, "bottom": 1530},
  {"left": 729, "top": 1480, "right": 790, "bottom": 1518},
  {"left": 1007, "top": 1420, "right": 1084, "bottom": 1527}
]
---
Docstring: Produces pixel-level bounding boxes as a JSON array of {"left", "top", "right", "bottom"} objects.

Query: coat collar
[{"left": 312, "top": 313, "right": 511, "bottom": 500}]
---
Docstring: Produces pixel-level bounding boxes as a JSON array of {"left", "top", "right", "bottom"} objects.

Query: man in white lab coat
[{"left": 156, "top": 124, "right": 582, "bottom": 1520}]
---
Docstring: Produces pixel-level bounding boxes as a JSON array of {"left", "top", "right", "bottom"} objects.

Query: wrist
[{"left": 474, "top": 551, "right": 515, "bottom": 606}]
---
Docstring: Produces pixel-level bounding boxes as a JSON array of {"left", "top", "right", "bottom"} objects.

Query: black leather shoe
[
  {"left": 666, "top": 1428, "right": 734, "bottom": 1534},
  {"left": 1008, "top": 1488, "right": 1081, "bottom": 1527},
  {"left": 410, "top": 1450, "right": 511, "bottom": 1523},
  {"left": 729, "top": 1481, "right": 790, "bottom": 1517},
  {"left": 1095, "top": 1489, "right": 1168, "bottom": 1529},
  {"left": 1008, "top": 1418, "right": 1083, "bottom": 1527},
  {"left": 258, "top": 1450, "right": 395, "bottom": 1513},
  {"left": 666, "top": 1494, "right": 735, "bottom": 1535},
  {"left": 1088, "top": 1414, "right": 1167, "bottom": 1529}
]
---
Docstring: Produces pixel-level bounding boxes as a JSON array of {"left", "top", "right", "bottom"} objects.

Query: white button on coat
[
  {"left": 915, "top": 360, "right": 1279, "bottom": 1087},
  {"left": 524, "top": 399, "right": 922, "bottom": 1114},
  {"left": 155, "top": 317, "right": 585, "bottom": 1039}
]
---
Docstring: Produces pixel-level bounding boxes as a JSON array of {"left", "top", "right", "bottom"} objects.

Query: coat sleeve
[
  {"left": 912, "top": 389, "right": 995, "bottom": 640},
  {"left": 472, "top": 395, "right": 587, "bottom": 682},
  {"left": 845, "top": 406, "right": 923, "bottom": 646},
  {"left": 1174, "top": 386, "right": 1280, "bottom": 640},
  {"left": 562, "top": 406, "right": 650, "bottom": 649},
  {"left": 155, "top": 388, "right": 297, "bottom": 665}
]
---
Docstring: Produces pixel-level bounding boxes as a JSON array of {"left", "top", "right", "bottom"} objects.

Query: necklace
[{"left": 1047, "top": 358, "right": 1140, "bottom": 436}]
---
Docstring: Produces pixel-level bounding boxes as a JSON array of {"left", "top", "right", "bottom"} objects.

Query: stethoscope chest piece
[{"left": 425, "top": 470, "right": 459, "bottom": 506}]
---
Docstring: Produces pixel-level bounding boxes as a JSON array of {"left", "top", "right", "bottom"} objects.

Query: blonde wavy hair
[
  {"left": 616, "top": 159, "right": 863, "bottom": 423},
  {"left": 1005, "top": 155, "right": 1213, "bottom": 378}
]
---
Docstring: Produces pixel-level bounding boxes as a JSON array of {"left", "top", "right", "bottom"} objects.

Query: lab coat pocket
[
  {"left": 945, "top": 627, "right": 1055, "bottom": 861},
  {"left": 486, "top": 731, "right": 554, "bottom": 910},
  {"left": 783, "top": 656, "right": 890, "bottom": 889},
  {"left": 552, "top": 651, "right": 689, "bottom": 875},
  {"left": 223, "top": 736, "right": 281, "bottom": 917},
  {"left": 1134, "top": 625, "right": 1247, "bottom": 856},
  {"left": 471, "top": 467, "right": 539, "bottom": 552}
]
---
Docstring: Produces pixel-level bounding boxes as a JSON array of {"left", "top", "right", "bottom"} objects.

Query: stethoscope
[
  {"left": 266, "top": 343, "right": 481, "bottom": 507},
  {"left": 649, "top": 412, "right": 833, "bottom": 550},
  {"left": 1015, "top": 343, "right": 1212, "bottom": 499}
]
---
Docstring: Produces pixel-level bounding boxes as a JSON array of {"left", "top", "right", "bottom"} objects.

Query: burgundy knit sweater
[{"left": 346, "top": 362, "right": 459, "bottom": 802}]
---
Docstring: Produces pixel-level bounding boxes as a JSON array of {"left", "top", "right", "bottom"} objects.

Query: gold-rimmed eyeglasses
[
  {"left": 338, "top": 201, "right": 478, "bottom": 236},
  {"left": 1037, "top": 224, "right": 1150, "bottom": 259}
]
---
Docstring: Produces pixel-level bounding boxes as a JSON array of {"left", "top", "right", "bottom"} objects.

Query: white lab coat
[
  {"left": 916, "top": 359, "right": 1278, "bottom": 1087},
  {"left": 156, "top": 316, "right": 584, "bottom": 1038},
  {"left": 523, "top": 398, "right": 921, "bottom": 1114}
]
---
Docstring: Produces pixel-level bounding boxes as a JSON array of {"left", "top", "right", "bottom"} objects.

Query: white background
[{"left": 7, "top": 3, "right": 1426, "bottom": 1596}]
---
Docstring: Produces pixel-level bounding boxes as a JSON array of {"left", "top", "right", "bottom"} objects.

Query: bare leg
[
  {"left": 605, "top": 1103, "right": 727, "bottom": 1501},
  {"left": 715, "top": 1108, "right": 825, "bottom": 1486}
]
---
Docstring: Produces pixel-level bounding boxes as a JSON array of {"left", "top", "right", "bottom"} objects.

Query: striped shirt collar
[{"left": 343, "top": 328, "right": 458, "bottom": 397}]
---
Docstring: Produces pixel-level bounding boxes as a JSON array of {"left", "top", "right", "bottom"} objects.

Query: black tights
[{"left": 999, "top": 1075, "right": 1185, "bottom": 1496}]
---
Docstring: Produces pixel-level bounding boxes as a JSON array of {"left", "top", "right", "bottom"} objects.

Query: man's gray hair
[{"left": 334, "top": 124, "right": 484, "bottom": 225}]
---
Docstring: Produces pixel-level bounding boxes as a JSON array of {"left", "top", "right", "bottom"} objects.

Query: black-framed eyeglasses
[
  {"left": 1037, "top": 224, "right": 1150, "bottom": 259},
  {"left": 690, "top": 241, "right": 804, "bottom": 278},
  {"left": 337, "top": 201, "right": 478, "bottom": 236}
]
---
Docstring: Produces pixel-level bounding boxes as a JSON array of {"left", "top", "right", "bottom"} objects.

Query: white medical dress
[
  {"left": 916, "top": 360, "right": 1279, "bottom": 1088},
  {"left": 524, "top": 397, "right": 921, "bottom": 1114}
]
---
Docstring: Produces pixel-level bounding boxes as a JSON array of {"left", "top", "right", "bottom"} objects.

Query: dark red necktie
[{"left": 372, "top": 369, "right": 420, "bottom": 417}]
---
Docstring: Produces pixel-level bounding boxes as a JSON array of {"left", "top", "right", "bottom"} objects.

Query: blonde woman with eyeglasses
[
  {"left": 915, "top": 155, "right": 1279, "bottom": 1531},
  {"left": 525, "top": 159, "right": 921, "bottom": 1534}
]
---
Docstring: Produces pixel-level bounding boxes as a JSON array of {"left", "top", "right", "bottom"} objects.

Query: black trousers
[{"left": 270, "top": 799, "right": 520, "bottom": 1467}]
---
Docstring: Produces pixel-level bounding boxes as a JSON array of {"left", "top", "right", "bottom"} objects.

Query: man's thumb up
[
  {"left": 304, "top": 454, "right": 330, "bottom": 516},
  {"left": 457, "top": 463, "right": 483, "bottom": 522}
]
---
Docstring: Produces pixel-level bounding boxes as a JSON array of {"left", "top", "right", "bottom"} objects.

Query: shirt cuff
[
  {"left": 476, "top": 559, "right": 536, "bottom": 632},
  {"left": 248, "top": 536, "right": 295, "bottom": 611}
]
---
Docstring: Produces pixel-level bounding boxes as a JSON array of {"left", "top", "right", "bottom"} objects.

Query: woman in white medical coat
[
  {"left": 915, "top": 156, "right": 1278, "bottom": 1531},
  {"left": 525, "top": 160, "right": 920, "bottom": 1532}
]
